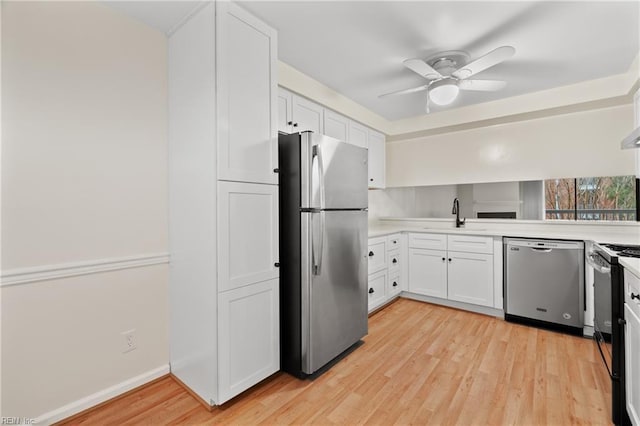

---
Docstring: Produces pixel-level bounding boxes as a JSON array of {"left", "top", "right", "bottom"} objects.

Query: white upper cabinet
[
  {"left": 348, "top": 120, "right": 368, "bottom": 148},
  {"left": 323, "top": 109, "right": 349, "bottom": 141},
  {"left": 292, "top": 94, "right": 324, "bottom": 134},
  {"left": 276, "top": 87, "right": 386, "bottom": 188},
  {"left": 217, "top": 2, "right": 277, "bottom": 184},
  {"left": 368, "top": 129, "right": 386, "bottom": 189},
  {"left": 277, "top": 87, "right": 293, "bottom": 134}
]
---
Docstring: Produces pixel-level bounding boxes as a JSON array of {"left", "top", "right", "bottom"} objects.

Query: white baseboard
[
  {"left": 401, "top": 292, "right": 505, "bottom": 318},
  {"left": 34, "top": 364, "right": 170, "bottom": 425}
]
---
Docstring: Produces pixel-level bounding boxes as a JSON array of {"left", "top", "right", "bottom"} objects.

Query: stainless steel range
[{"left": 588, "top": 242, "right": 636, "bottom": 426}]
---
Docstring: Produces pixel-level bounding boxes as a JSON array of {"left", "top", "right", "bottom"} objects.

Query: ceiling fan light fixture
[{"left": 429, "top": 79, "right": 459, "bottom": 106}]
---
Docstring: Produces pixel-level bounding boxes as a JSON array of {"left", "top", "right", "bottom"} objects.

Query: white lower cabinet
[
  {"left": 367, "top": 269, "right": 388, "bottom": 309},
  {"left": 447, "top": 251, "right": 494, "bottom": 306},
  {"left": 388, "top": 272, "right": 401, "bottom": 297},
  {"left": 407, "top": 233, "right": 496, "bottom": 309},
  {"left": 408, "top": 248, "right": 447, "bottom": 298},
  {"left": 218, "top": 278, "right": 279, "bottom": 403},
  {"left": 367, "top": 236, "right": 387, "bottom": 274},
  {"left": 367, "top": 233, "right": 402, "bottom": 312},
  {"left": 624, "top": 269, "right": 640, "bottom": 426}
]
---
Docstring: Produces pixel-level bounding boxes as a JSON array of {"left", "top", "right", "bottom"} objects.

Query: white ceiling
[{"left": 105, "top": 1, "right": 640, "bottom": 121}]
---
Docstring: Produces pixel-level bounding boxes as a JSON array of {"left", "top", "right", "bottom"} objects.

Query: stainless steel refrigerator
[{"left": 278, "top": 131, "right": 368, "bottom": 378}]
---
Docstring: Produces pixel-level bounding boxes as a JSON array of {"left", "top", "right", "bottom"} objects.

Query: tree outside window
[{"left": 545, "top": 176, "right": 636, "bottom": 221}]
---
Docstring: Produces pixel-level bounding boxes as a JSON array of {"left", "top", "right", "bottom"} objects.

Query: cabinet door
[
  {"left": 218, "top": 181, "right": 279, "bottom": 292},
  {"left": 368, "top": 130, "right": 385, "bottom": 189},
  {"left": 388, "top": 272, "right": 401, "bottom": 297},
  {"left": 368, "top": 269, "right": 388, "bottom": 311},
  {"left": 626, "top": 303, "right": 640, "bottom": 426},
  {"left": 292, "top": 95, "right": 323, "bottom": 134},
  {"left": 217, "top": 3, "right": 277, "bottom": 184},
  {"left": 348, "top": 120, "right": 368, "bottom": 148},
  {"left": 218, "top": 278, "right": 279, "bottom": 403},
  {"left": 408, "top": 248, "right": 447, "bottom": 298},
  {"left": 447, "top": 251, "right": 494, "bottom": 307},
  {"left": 388, "top": 250, "right": 400, "bottom": 275},
  {"left": 368, "top": 237, "right": 388, "bottom": 274},
  {"left": 277, "top": 87, "right": 293, "bottom": 133},
  {"left": 324, "top": 109, "right": 349, "bottom": 141}
]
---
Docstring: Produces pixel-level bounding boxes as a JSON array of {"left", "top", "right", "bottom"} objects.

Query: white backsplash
[
  {"left": 369, "top": 181, "right": 544, "bottom": 220},
  {"left": 368, "top": 185, "right": 457, "bottom": 219}
]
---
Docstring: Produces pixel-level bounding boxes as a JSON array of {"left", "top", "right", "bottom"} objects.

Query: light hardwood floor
[{"left": 61, "top": 299, "right": 612, "bottom": 425}]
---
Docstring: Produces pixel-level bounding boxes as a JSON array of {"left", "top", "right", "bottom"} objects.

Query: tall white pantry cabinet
[{"left": 168, "top": 2, "right": 279, "bottom": 406}]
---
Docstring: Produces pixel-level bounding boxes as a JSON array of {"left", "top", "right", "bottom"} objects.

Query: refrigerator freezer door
[
  {"left": 303, "top": 133, "right": 368, "bottom": 210},
  {"left": 302, "top": 210, "right": 368, "bottom": 374}
]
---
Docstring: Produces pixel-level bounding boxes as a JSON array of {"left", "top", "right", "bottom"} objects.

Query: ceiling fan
[{"left": 380, "top": 46, "right": 516, "bottom": 112}]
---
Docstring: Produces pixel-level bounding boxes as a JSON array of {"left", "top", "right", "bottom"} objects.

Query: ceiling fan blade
[
  {"left": 452, "top": 46, "right": 515, "bottom": 79},
  {"left": 458, "top": 79, "right": 507, "bottom": 91},
  {"left": 403, "top": 59, "right": 442, "bottom": 80},
  {"left": 378, "top": 84, "right": 429, "bottom": 98}
]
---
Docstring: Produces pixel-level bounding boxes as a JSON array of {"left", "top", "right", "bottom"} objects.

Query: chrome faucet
[{"left": 452, "top": 198, "right": 466, "bottom": 228}]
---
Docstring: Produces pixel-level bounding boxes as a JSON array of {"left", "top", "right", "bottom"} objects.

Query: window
[{"left": 545, "top": 176, "right": 637, "bottom": 221}]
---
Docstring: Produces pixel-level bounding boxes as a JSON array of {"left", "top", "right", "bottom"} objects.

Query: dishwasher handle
[{"left": 531, "top": 247, "right": 553, "bottom": 253}]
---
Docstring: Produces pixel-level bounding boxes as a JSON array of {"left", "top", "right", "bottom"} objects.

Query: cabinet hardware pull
[
  {"left": 273, "top": 168, "right": 279, "bottom": 173},
  {"left": 632, "top": 293, "right": 640, "bottom": 301},
  {"left": 370, "top": 178, "right": 374, "bottom": 182},
  {"left": 393, "top": 282, "right": 398, "bottom": 287},
  {"left": 274, "top": 262, "right": 280, "bottom": 267},
  {"left": 287, "top": 121, "right": 293, "bottom": 125},
  {"left": 368, "top": 288, "right": 374, "bottom": 294},
  {"left": 442, "top": 257, "right": 445, "bottom": 261},
  {"left": 619, "top": 318, "right": 627, "bottom": 325},
  {"left": 448, "top": 258, "right": 452, "bottom": 262},
  {"left": 392, "top": 259, "right": 398, "bottom": 264},
  {"left": 293, "top": 123, "right": 298, "bottom": 127},
  {"left": 369, "top": 251, "right": 374, "bottom": 257}
]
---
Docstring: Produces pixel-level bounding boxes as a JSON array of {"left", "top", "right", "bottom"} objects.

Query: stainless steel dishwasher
[{"left": 504, "top": 237, "right": 584, "bottom": 335}]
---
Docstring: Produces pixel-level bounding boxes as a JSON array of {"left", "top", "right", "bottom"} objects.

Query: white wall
[
  {"left": 1, "top": 1, "right": 169, "bottom": 420},
  {"left": 387, "top": 104, "right": 636, "bottom": 187}
]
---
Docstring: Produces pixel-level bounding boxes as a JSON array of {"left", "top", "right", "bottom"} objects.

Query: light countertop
[
  {"left": 368, "top": 218, "right": 640, "bottom": 246},
  {"left": 621, "top": 258, "right": 640, "bottom": 278}
]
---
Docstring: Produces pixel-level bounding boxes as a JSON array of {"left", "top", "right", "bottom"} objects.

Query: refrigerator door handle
[
  {"left": 312, "top": 211, "right": 325, "bottom": 275},
  {"left": 312, "top": 145, "right": 326, "bottom": 209}
]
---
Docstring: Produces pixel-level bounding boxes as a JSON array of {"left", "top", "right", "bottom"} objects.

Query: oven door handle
[
  {"left": 593, "top": 334, "right": 614, "bottom": 379},
  {"left": 587, "top": 253, "right": 611, "bottom": 274}
]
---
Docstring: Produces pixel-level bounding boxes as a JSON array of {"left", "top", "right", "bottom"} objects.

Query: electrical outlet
[{"left": 121, "top": 329, "right": 137, "bottom": 353}]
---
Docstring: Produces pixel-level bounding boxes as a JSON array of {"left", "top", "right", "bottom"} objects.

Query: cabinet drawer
[
  {"left": 409, "top": 233, "right": 447, "bottom": 250},
  {"left": 368, "top": 237, "right": 387, "bottom": 274},
  {"left": 368, "top": 270, "right": 387, "bottom": 310},
  {"left": 388, "top": 272, "right": 401, "bottom": 296},
  {"left": 625, "top": 269, "right": 640, "bottom": 317},
  {"left": 447, "top": 235, "right": 493, "bottom": 254},
  {"left": 388, "top": 250, "right": 400, "bottom": 273},
  {"left": 387, "top": 234, "right": 401, "bottom": 251}
]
